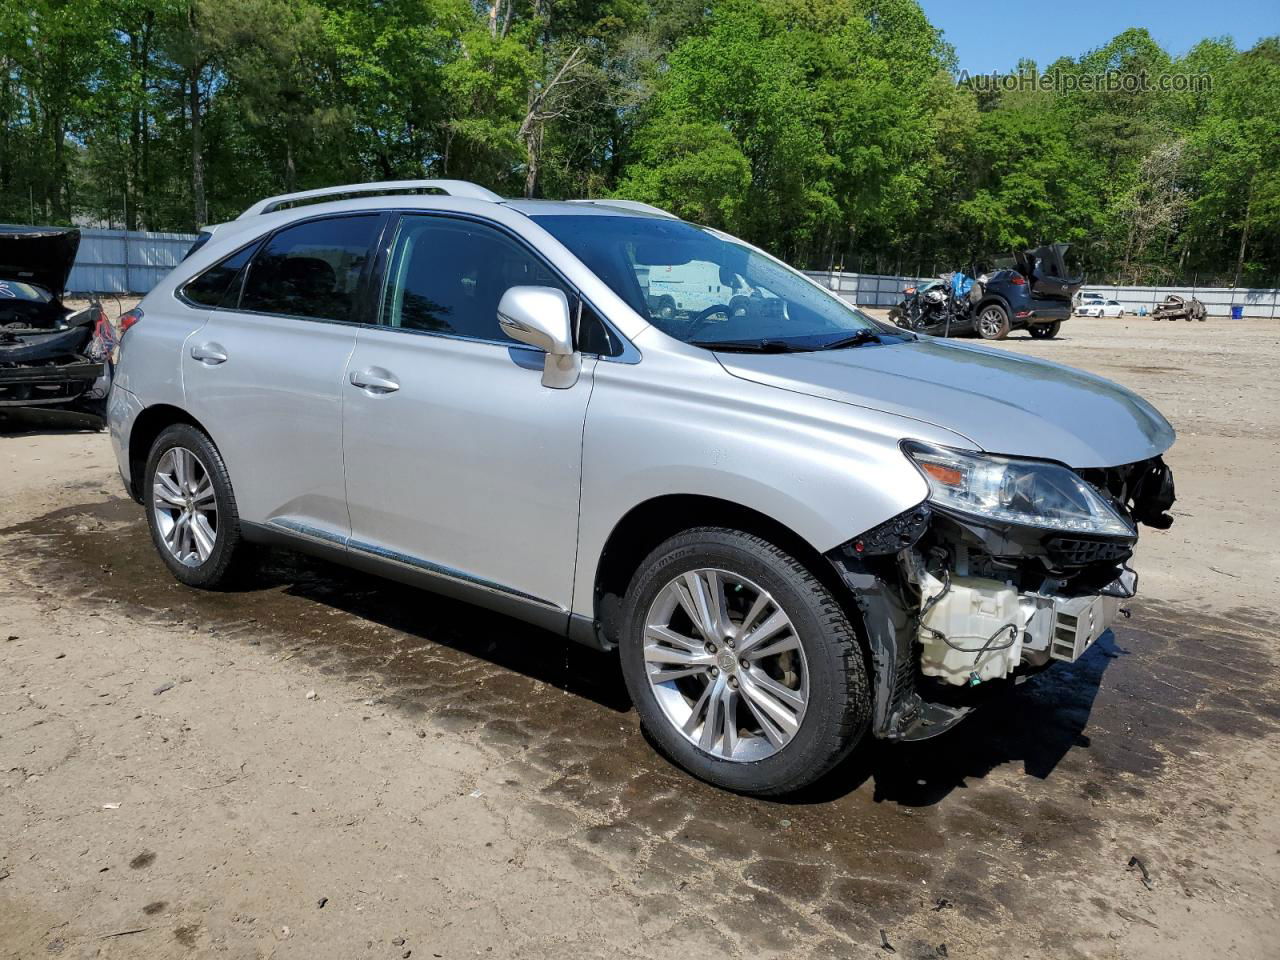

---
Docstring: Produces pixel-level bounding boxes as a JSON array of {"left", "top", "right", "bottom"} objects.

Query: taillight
[
  {"left": 1009, "top": 275, "right": 1027, "bottom": 286},
  {"left": 119, "top": 308, "right": 143, "bottom": 336}
]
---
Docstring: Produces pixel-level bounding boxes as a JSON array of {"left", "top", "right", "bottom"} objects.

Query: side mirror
[{"left": 497, "top": 286, "right": 580, "bottom": 389}]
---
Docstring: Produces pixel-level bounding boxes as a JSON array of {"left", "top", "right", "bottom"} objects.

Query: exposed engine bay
[{"left": 828, "top": 454, "right": 1175, "bottom": 740}]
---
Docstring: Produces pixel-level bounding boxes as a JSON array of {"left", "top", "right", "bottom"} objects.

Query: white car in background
[{"left": 1079, "top": 298, "right": 1125, "bottom": 317}]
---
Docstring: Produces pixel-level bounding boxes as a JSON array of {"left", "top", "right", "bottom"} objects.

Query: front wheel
[
  {"left": 976, "top": 304, "right": 1011, "bottom": 340},
  {"left": 1028, "top": 321, "right": 1061, "bottom": 339},
  {"left": 619, "top": 527, "right": 870, "bottom": 795}
]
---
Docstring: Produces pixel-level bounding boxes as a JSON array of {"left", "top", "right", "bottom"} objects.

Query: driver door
[{"left": 340, "top": 214, "right": 597, "bottom": 624}]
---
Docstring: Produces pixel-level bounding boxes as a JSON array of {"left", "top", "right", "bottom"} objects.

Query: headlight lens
[{"left": 904, "top": 442, "right": 1134, "bottom": 537}]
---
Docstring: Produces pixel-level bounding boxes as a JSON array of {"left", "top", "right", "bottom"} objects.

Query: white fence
[
  {"left": 804, "top": 270, "right": 1280, "bottom": 319},
  {"left": 67, "top": 228, "right": 199, "bottom": 295}
]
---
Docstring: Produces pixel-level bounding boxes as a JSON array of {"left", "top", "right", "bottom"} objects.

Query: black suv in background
[
  {"left": 892, "top": 243, "right": 1084, "bottom": 340},
  {"left": 972, "top": 243, "right": 1084, "bottom": 339}
]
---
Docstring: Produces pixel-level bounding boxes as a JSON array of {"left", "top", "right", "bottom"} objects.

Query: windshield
[{"left": 531, "top": 214, "right": 894, "bottom": 351}]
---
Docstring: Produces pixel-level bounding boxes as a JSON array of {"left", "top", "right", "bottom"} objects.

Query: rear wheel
[
  {"left": 1028, "top": 321, "right": 1060, "bottom": 339},
  {"left": 144, "top": 423, "right": 250, "bottom": 588},
  {"left": 619, "top": 527, "right": 870, "bottom": 795},
  {"left": 976, "top": 303, "right": 1011, "bottom": 340}
]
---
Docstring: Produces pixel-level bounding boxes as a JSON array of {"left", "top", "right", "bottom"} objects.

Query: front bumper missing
[{"left": 827, "top": 457, "right": 1169, "bottom": 742}]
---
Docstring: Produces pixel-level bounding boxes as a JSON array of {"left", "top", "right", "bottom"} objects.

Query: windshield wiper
[
  {"left": 818, "top": 329, "right": 883, "bottom": 350},
  {"left": 690, "top": 338, "right": 804, "bottom": 353}
]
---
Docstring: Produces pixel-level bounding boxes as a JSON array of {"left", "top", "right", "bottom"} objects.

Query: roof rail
[
  {"left": 566, "top": 198, "right": 679, "bottom": 220},
  {"left": 238, "top": 179, "right": 502, "bottom": 219}
]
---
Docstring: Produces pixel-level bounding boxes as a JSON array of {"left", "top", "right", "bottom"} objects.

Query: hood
[
  {"left": 0, "top": 225, "right": 81, "bottom": 299},
  {"left": 715, "top": 337, "right": 1174, "bottom": 469}
]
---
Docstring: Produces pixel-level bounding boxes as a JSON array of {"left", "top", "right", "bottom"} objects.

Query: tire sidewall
[
  {"left": 144, "top": 423, "right": 241, "bottom": 588},
  {"left": 977, "top": 303, "right": 1010, "bottom": 339},
  {"left": 619, "top": 530, "right": 867, "bottom": 795}
]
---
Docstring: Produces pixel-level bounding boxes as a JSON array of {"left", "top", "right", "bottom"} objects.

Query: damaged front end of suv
[{"left": 828, "top": 445, "right": 1175, "bottom": 741}]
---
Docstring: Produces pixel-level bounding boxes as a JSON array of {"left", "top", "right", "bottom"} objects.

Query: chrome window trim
[
  {"left": 173, "top": 206, "right": 641, "bottom": 363},
  {"left": 175, "top": 210, "right": 386, "bottom": 324}
]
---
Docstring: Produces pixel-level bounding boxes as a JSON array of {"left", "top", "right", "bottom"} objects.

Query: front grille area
[{"left": 1045, "top": 537, "right": 1132, "bottom": 566}]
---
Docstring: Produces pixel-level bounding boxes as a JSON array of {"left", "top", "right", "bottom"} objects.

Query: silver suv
[{"left": 107, "top": 180, "right": 1176, "bottom": 795}]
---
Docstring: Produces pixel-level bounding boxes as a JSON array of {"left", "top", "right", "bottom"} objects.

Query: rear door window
[{"left": 240, "top": 215, "right": 383, "bottom": 323}]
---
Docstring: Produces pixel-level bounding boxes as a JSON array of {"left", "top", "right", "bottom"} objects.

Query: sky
[{"left": 920, "top": 0, "right": 1275, "bottom": 74}]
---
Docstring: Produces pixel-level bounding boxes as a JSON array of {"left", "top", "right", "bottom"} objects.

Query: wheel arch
[
  {"left": 126, "top": 404, "right": 213, "bottom": 502},
  {"left": 590, "top": 493, "right": 852, "bottom": 649},
  {"left": 973, "top": 293, "right": 1012, "bottom": 317}
]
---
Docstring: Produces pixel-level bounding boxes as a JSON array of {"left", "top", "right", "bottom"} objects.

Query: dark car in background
[
  {"left": 0, "top": 226, "right": 112, "bottom": 415},
  {"left": 893, "top": 243, "right": 1085, "bottom": 340}
]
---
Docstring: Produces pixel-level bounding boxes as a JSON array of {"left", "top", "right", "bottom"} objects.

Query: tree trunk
[
  {"left": 51, "top": 114, "right": 66, "bottom": 221},
  {"left": 1233, "top": 178, "right": 1254, "bottom": 289},
  {"left": 284, "top": 132, "right": 296, "bottom": 192},
  {"left": 524, "top": 124, "right": 540, "bottom": 198},
  {"left": 189, "top": 68, "right": 206, "bottom": 228}
]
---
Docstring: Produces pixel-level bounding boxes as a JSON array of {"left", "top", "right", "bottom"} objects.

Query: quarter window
[
  {"left": 380, "top": 216, "right": 566, "bottom": 342},
  {"left": 182, "top": 240, "right": 260, "bottom": 308},
  {"left": 240, "top": 215, "right": 382, "bottom": 322}
]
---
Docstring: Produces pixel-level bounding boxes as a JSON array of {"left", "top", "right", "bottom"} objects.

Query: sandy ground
[{"left": 2, "top": 315, "right": 1279, "bottom": 959}]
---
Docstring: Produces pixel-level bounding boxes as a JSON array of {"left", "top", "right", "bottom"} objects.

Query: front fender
[{"left": 571, "top": 344, "right": 969, "bottom": 616}]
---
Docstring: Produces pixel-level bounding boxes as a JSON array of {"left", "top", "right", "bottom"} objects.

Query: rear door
[
  {"left": 180, "top": 213, "right": 385, "bottom": 540},
  {"left": 340, "top": 213, "right": 597, "bottom": 620}
]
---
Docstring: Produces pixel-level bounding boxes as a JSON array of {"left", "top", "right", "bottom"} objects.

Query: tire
[
  {"left": 618, "top": 527, "right": 870, "bottom": 796},
  {"left": 143, "top": 423, "right": 250, "bottom": 589},
  {"left": 976, "top": 303, "right": 1011, "bottom": 340},
  {"left": 1027, "top": 321, "right": 1060, "bottom": 339}
]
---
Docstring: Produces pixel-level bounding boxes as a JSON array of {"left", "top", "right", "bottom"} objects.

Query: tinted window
[
  {"left": 577, "top": 300, "right": 619, "bottom": 356},
  {"left": 241, "top": 215, "right": 382, "bottom": 322},
  {"left": 182, "top": 241, "right": 261, "bottom": 308},
  {"left": 381, "top": 216, "right": 565, "bottom": 342}
]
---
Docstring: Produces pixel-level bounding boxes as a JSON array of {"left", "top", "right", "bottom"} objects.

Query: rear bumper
[
  {"left": 107, "top": 383, "right": 145, "bottom": 499},
  {"left": 1014, "top": 304, "right": 1072, "bottom": 323},
  {"left": 0, "top": 360, "right": 103, "bottom": 407}
]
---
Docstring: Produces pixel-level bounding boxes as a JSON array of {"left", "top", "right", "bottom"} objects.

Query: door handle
[
  {"left": 349, "top": 368, "right": 400, "bottom": 394},
  {"left": 190, "top": 342, "right": 228, "bottom": 365}
]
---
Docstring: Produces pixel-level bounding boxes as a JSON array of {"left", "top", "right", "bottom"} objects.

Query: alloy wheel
[
  {"left": 643, "top": 568, "right": 809, "bottom": 762},
  {"left": 152, "top": 446, "right": 218, "bottom": 567},
  {"left": 978, "top": 308, "right": 1005, "bottom": 337}
]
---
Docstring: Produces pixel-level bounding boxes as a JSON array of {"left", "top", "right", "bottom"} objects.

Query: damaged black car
[
  {"left": 892, "top": 243, "right": 1085, "bottom": 340},
  {"left": 1, "top": 226, "right": 112, "bottom": 415}
]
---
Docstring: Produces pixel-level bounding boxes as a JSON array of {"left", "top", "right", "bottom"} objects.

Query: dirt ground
[{"left": 3, "top": 314, "right": 1279, "bottom": 959}]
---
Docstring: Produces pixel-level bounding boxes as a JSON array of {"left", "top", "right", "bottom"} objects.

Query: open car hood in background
[{"left": 0, "top": 226, "right": 81, "bottom": 300}]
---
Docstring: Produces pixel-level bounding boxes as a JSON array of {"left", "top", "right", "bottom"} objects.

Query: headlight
[{"left": 904, "top": 442, "right": 1134, "bottom": 537}]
